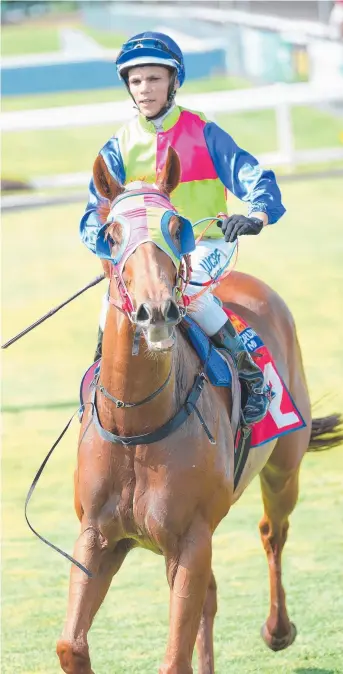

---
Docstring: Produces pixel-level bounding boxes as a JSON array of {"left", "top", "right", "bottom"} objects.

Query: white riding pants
[{"left": 99, "top": 239, "right": 236, "bottom": 336}]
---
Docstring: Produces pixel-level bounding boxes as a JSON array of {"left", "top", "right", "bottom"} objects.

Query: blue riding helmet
[{"left": 116, "top": 32, "right": 185, "bottom": 87}]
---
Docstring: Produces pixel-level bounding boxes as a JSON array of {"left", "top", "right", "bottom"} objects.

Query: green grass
[
  {"left": 82, "top": 27, "right": 128, "bottom": 50},
  {"left": 1, "top": 75, "right": 249, "bottom": 112},
  {"left": 2, "top": 177, "right": 343, "bottom": 673},
  {"left": 1, "top": 24, "right": 61, "bottom": 56},
  {"left": 217, "top": 106, "right": 343, "bottom": 155},
  {"left": 1, "top": 86, "right": 127, "bottom": 113},
  {"left": 0, "top": 21, "right": 127, "bottom": 57},
  {"left": 2, "top": 104, "right": 342, "bottom": 183},
  {"left": 292, "top": 106, "right": 343, "bottom": 149}
]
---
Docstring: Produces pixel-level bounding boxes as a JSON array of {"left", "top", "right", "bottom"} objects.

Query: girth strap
[
  {"left": 234, "top": 425, "right": 252, "bottom": 491},
  {"left": 92, "top": 371, "right": 215, "bottom": 445}
]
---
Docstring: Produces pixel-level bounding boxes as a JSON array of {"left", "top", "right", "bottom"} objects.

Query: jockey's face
[{"left": 127, "top": 65, "right": 179, "bottom": 118}]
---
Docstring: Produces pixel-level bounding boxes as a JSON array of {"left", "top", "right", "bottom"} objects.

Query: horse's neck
[{"left": 98, "top": 310, "right": 192, "bottom": 436}]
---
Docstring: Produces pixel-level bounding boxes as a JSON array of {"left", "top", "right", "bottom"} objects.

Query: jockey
[{"left": 80, "top": 31, "right": 286, "bottom": 425}]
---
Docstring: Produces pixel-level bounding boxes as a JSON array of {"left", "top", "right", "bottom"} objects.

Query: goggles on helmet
[{"left": 117, "top": 37, "right": 182, "bottom": 66}]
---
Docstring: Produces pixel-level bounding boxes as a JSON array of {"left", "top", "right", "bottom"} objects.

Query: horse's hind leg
[
  {"left": 196, "top": 570, "right": 217, "bottom": 674},
  {"left": 56, "top": 528, "right": 130, "bottom": 673},
  {"left": 258, "top": 424, "right": 310, "bottom": 651}
]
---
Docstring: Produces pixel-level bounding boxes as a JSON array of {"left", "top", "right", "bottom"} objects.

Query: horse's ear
[
  {"left": 93, "top": 154, "right": 124, "bottom": 202},
  {"left": 156, "top": 146, "right": 181, "bottom": 195}
]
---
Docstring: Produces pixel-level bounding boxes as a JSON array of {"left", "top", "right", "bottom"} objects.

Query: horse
[{"left": 56, "top": 147, "right": 342, "bottom": 674}]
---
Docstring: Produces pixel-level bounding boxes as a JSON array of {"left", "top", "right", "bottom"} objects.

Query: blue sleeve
[
  {"left": 80, "top": 137, "right": 126, "bottom": 254},
  {"left": 204, "top": 122, "right": 286, "bottom": 224}
]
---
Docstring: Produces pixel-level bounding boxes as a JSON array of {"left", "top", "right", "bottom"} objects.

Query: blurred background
[
  {"left": 2, "top": 0, "right": 343, "bottom": 195},
  {"left": 2, "top": 2, "right": 343, "bottom": 674}
]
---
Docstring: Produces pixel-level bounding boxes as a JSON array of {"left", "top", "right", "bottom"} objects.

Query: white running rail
[{"left": 2, "top": 81, "right": 343, "bottom": 174}]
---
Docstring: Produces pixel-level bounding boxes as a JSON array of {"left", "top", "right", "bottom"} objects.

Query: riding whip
[{"left": 1, "top": 274, "right": 105, "bottom": 349}]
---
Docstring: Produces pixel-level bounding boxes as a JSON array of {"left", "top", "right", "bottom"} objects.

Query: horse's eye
[
  {"left": 171, "top": 226, "right": 182, "bottom": 252},
  {"left": 169, "top": 217, "right": 182, "bottom": 251},
  {"left": 106, "top": 222, "right": 122, "bottom": 250}
]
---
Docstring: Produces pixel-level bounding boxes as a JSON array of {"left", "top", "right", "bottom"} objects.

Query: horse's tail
[{"left": 308, "top": 414, "right": 343, "bottom": 451}]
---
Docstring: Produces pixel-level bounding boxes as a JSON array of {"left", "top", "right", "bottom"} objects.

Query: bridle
[
  {"left": 96, "top": 186, "right": 193, "bottom": 409},
  {"left": 24, "top": 190, "right": 231, "bottom": 577},
  {"left": 101, "top": 191, "right": 236, "bottom": 327},
  {"left": 96, "top": 188, "right": 235, "bottom": 403},
  {"left": 108, "top": 254, "right": 191, "bottom": 322},
  {"left": 108, "top": 257, "right": 191, "bottom": 357},
  {"left": 103, "top": 188, "right": 193, "bottom": 350}
]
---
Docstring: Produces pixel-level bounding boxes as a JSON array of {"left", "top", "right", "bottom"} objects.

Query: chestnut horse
[{"left": 57, "top": 148, "right": 341, "bottom": 674}]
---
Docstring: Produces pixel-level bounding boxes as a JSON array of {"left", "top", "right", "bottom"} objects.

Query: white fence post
[{"left": 275, "top": 85, "right": 295, "bottom": 172}]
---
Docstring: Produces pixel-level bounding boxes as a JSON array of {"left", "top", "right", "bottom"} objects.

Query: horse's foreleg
[
  {"left": 160, "top": 518, "right": 212, "bottom": 674},
  {"left": 56, "top": 527, "right": 129, "bottom": 673},
  {"left": 259, "top": 452, "right": 303, "bottom": 651},
  {"left": 195, "top": 570, "right": 217, "bottom": 674}
]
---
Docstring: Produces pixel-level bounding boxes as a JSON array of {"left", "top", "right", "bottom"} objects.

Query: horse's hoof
[{"left": 260, "top": 621, "right": 297, "bottom": 651}]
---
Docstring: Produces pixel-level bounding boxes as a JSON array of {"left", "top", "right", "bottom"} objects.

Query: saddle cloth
[{"left": 80, "top": 309, "right": 305, "bottom": 448}]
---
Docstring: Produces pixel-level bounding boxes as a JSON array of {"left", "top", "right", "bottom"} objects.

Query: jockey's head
[{"left": 115, "top": 32, "right": 185, "bottom": 120}]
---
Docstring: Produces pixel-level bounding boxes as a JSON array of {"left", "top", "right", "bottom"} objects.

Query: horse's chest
[
  {"left": 80, "top": 417, "right": 231, "bottom": 550},
  {"left": 89, "top": 472, "right": 161, "bottom": 551},
  {"left": 94, "top": 496, "right": 162, "bottom": 554}
]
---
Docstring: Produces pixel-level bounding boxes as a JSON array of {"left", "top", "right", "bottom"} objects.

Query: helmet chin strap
[
  {"left": 125, "top": 70, "right": 177, "bottom": 121},
  {"left": 145, "top": 93, "right": 176, "bottom": 121}
]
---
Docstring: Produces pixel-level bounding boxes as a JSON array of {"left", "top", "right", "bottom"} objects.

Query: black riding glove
[{"left": 217, "top": 214, "right": 264, "bottom": 243}]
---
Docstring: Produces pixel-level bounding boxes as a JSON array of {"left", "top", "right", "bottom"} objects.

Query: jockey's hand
[
  {"left": 217, "top": 215, "right": 264, "bottom": 243},
  {"left": 101, "top": 259, "right": 112, "bottom": 279}
]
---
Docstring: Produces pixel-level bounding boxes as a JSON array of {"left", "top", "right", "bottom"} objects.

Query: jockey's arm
[
  {"left": 203, "top": 122, "right": 285, "bottom": 225},
  {"left": 80, "top": 137, "right": 125, "bottom": 254}
]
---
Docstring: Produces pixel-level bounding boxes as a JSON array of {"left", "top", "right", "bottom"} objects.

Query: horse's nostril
[
  {"left": 136, "top": 300, "right": 180, "bottom": 326},
  {"left": 163, "top": 299, "right": 180, "bottom": 323},
  {"left": 136, "top": 303, "right": 151, "bottom": 324}
]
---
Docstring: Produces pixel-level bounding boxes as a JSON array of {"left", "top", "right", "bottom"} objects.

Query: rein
[
  {"left": 97, "top": 198, "right": 231, "bottom": 403},
  {"left": 180, "top": 216, "right": 238, "bottom": 308},
  {"left": 25, "top": 194, "right": 232, "bottom": 577},
  {"left": 25, "top": 362, "right": 215, "bottom": 577},
  {"left": 25, "top": 404, "right": 95, "bottom": 578}
]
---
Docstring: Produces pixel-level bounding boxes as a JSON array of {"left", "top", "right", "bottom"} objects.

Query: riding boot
[
  {"left": 211, "top": 319, "right": 270, "bottom": 425},
  {"left": 93, "top": 327, "right": 103, "bottom": 362}
]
